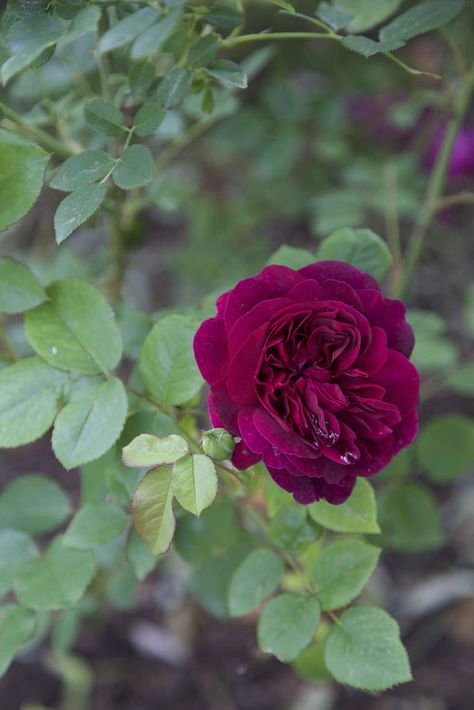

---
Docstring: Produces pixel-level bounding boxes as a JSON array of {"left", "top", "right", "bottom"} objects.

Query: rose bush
[{"left": 194, "top": 261, "right": 420, "bottom": 504}]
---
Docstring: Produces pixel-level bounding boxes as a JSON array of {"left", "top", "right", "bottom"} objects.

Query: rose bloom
[{"left": 194, "top": 262, "right": 419, "bottom": 505}]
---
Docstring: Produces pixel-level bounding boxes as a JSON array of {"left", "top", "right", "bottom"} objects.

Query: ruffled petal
[
  {"left": 300, "top": 261, "right": 379, "bottom": 291},
  {"left": 194, "top": 316, "right": 227, "bottom": 385}
]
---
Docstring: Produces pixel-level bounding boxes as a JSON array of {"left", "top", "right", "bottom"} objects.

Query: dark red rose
[{"left": 194, "top": 262, "right": 419, "bottom": 505}]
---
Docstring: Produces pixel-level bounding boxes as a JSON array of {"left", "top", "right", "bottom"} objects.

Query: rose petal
[
  {"left": 372, "top": 350, "right": 420, "bottom": 415},
  {"left": 224, "top": 265, "right": 303, "bottom": 331},
  {"left": 227, "top": 298, "right": 291, "bottom": 355},
  {"left": 194, "top": 316, "right": 227, "bottom": 385},
  {"left": 253, "top": 408, "right": 320, "bottom": 458},
  {"left": 300, "top": 261, "right": 379, "bottom": 291},
  {"left": 268, "top": 466, "right": 356, "bottom": 504},
  {"left": 359, "top": 290, "right": 415, "bottom": 357},
  {"left": 227, "top": 325, "right": 268, "bottom": 406}
]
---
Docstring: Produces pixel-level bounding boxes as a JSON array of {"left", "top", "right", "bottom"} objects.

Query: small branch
[
  {"left": 434, "top": 191, "right": 474, "bottom": 211},
  {"left": 222, "top": 31, "right": 337, "bottom": 48},
  {"left": 399, "top": 62, "right": 474, "bottom": 298},
  {"left": 0, "top": 102, "right": 74, "bottom": 158}
]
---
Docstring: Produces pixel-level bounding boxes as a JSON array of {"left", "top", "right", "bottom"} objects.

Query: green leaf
[
  {"left": 84, "top": 99, "right": 127, "bottom": 136},
  {"left": 316, "top": 2, "right": 353, "bottom": 30},
  {"left": 269, "top": 505, "right": 321, "bottom": 556},
  {"left": 0, "top": 530, "right": 38, "bottom": 598},
  {"left": 128, "top": 61, "right": 155, "bottom": 97},
  {"left": 0, "top": 129, "right": 49, "bottom": 232},
  {"left": 0, "top": 474, "right": 70, "bottom": 535},
  {"left": 204, "top": 59, "right": 247, "bottom": 89},
  {"left": 57, "top": 5, "right": 101, "bottom": 46},
  {"left": 0, "top": 257, "right": 46, "bottom": 314},
  {"left": 139, "top": 315, "right": 202, "bottom": 406},
  {"left": 311, "top": 189, "right": 365, "bottom": 235},
  {"left": 112, "top": 144, "right": 155, "bottom": 190},
  {"left": 317, "top": 227, "right": 392, "bottom": 282},
  {"left": 0, "top": 358, "right": 68, "bottom": 448},
  {"left": 314, "top": 540, "right": 381, "bottom": 611},
  {"left": 205, "top": 5, "right": 244, "bottom": 29},
  {"left": 378, "top": 483, "right": 444, "bottom": 552},
  {"left": 308, "top": 479, "right": 379, "bottom": 533},
  {"left": 174, "top": 499, "right": 240, "bottom": 565},
  {"left": 334, "top": 0, "right": 402, "bottom": 33},
  {"left": 63, "top": 503, "right": 128, "bottom": 549},
  {"left": 1, "top": 14, "right": 62, "bottom": 84},
  {"left": 417, "top": 414, "right": 474, "bottom": 483},
  {"left": 130, "top": 6, "right": 183, "bottom": 60},
  {"left": 380, "top": 0, "right": 465, "bottom": 43},
  {"left": 54, "top": 183, "right": 107, "bottom": 243},
  {"left": 12, "top": 537, "right": 96, "bottom": 611},
  {"left": 228, "top": 548, "right": 284, "bottom": 617},
  {"left": 447, "top": 363, "right": 474, "bottom": 396},
  {"left": 98, "top": 7, "right": 159, "bottom": 53},
  {"left": 407, "top": 309, "right": 457, "bottom": 373},
  {"left": 0, "top": 605, "right": 36, "bottom": 676},
  {"left": 157, "top": 68, "right": 192, "bottom": 109},
  {"left": 132, "top": 467, "right": 175, "bottom": 555},
  {"left": 266, "top": 245, "right": 314, "bottom": 270},
  {"left": 50, "top": 151, "right": 114, "bottom": 192},
  {"left": 188, "top": 33, "right": 221, "bottom": 68},
  {"left": 134, "top": 102, "right": 166, "bottom": 138},
  {"left": 324, "top": 606, "right": 411, "bottom": 691},
  {"left": 292, "top": 624, "right": 332, "bottom": 681},
  {"left": 52, "top": 377, "right": 128, "bottom": 469},
  {"left": 172, "top": 455, "right": 217, "bottom": 516},
  {"left": 126, "top": 528, "right": 158, "bottom": 581},
  {"left": 258, "top": 593, "right": 321, "bottom": 662},
  {"left": 341, "top": 35, "right": 405, "bottom": 58},
  {"left": 25, "top": 279, "right": 122, "bottom": 374},
  {"left": 122, "top": 434, "right": 188, "bottom": 468}
]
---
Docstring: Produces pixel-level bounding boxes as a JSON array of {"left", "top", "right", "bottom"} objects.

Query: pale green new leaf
[
  {"left": 133, "top": 467, "right": 175, "bottom": 555},
  {"left": 172, "top": 455, "right": 218, "bottom": 516},
  {"left": 122, "top": 434, "right": 188, "bottom": 468}
]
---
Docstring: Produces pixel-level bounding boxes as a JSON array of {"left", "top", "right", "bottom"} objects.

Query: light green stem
[{"left": 399, "top": 63, "right": 474, "bottom": 297}]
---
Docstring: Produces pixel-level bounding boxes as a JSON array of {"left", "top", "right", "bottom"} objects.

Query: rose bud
[
  {"left": 201, "top": 427, "right": 235, "bottom": 461},
  {"left": 194, "top": 262, "right": 419, "bottom": 505}
]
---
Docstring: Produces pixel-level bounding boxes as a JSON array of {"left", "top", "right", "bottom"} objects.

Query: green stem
[
  {"left": 399, "top": 63, "right": 474, "bottom": 298},
  {"left": 0, "top": 102, "right": 73, "bottom": 158},
  {"left": 222, "top": 31, "right": 336, "bottom": 48}
]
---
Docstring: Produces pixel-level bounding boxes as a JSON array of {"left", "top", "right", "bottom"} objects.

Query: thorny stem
[{"left": 399, "top": 62, "right": 474, "bottom": 298}]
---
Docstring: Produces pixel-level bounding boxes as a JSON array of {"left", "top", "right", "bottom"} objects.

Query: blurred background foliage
[{"left": 1, "top": 0, "right": 474, "bottom": 708}]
